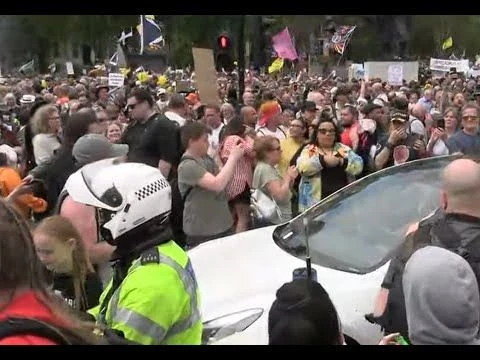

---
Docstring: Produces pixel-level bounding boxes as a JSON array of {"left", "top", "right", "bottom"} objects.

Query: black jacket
[{"left": 379, "top": 209, "right": 480, "bottom": 337}]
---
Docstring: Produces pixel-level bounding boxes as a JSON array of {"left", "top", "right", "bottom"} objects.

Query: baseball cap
[
  {"left": 390, "top": 110, "right": 408, "bottom": 123},
  {"left": 185, "top": 93, "right": 200, "bottom": 105},
  {"left": 363, "top": 102, "right": 383, "bottom": 115},
  {"left": 73, "top": 134, "right": 128, "bottom": 166}
]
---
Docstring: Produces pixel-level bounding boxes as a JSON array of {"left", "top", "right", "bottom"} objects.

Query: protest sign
[
  {"left": 65, "top": 62, "right": 74, "bottom": 75},
  {"left": 349, "top": 63, "right": 364, "bottom": 80},
  {"left": 387, "top": 64, "right": 403, "bottom": 86},
  {"left": 192, "top": 47, "right": 219, "bottom": 104},
  {"left": 364, "top": 61, "right": 418, "bottom": 82},
  {"left": 429, "top": 58, "right": 469, "bottom": 73},
  {"left": 108, "top": 73, "right": 125, "bottom": 88}
]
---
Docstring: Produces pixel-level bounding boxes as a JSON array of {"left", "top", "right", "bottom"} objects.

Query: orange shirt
[{"left": 0, "top": 167, "right": 47, "bottom": 217}]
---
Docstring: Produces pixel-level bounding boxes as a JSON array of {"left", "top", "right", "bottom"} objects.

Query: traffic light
[
  {"left": 215, "top": 33, "right": 234, "bottom": 72},
  {"left": 252, "top": 16, "right": 276, "bottom": 70}
]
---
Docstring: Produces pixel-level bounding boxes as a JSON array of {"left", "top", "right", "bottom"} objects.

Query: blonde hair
[
  {"left": 31, "top": 104, "right": 58, "bottom": 135},
  {"left": 254, "top": 136, "right": 280, "bottom": 162},
  {"left": 35, "top": 216, "right": 94, "bottom": 312}
]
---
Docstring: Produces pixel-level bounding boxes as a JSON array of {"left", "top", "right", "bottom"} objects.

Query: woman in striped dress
[{"left": 220, "top": 117, "right": 255, "bottom": 233}]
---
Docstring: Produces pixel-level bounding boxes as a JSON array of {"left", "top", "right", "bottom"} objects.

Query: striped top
[{"left": 220, "top": 135, "right": 255, "bottom": 200}]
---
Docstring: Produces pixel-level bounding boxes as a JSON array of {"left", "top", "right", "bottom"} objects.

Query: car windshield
[{"left": 273, "top": 155, "right": 459, "bottom": 274}]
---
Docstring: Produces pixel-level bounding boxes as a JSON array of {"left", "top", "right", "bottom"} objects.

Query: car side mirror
[{"left": 202, "top": 308, "right": 264, "bottom": 345}]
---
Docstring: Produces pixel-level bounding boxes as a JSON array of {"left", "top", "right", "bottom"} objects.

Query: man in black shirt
[{"left": 124, "top": 88, "right": 181, "bottom": 179}]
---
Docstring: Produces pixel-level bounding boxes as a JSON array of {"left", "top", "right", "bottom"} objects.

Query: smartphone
[
  {"left": 292, "top": 267, "right": 318, "bottom": 282},
  {"left": 437, "top": 118, "right": 445, "bottom": 129}
]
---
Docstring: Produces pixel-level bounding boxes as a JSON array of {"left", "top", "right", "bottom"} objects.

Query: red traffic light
[{"left": 218, "top": 35, "right": 230, "bottom": 49}]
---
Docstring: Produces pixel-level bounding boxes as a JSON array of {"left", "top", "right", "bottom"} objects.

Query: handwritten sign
[{"left": 108, "top": 73, "right": 125, "bottom": 88}]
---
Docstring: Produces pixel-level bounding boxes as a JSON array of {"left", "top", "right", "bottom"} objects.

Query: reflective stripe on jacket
[{"left": 90, "top": 240, "right": 202, "bottom": 345}]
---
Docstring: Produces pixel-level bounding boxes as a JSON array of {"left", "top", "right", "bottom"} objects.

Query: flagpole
[
  {"left": 336, "top": 32, "right": 354, "bottom": 67},
  {"left": 139, "top": 15, "right": 144, "bottom": 55}
]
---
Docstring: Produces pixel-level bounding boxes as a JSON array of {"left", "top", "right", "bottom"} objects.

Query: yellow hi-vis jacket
[{"left": 89, "top": 240, "right": 203, "bottom": 345}]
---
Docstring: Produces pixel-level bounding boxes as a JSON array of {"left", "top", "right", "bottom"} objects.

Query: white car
[{"left": 190, "top": 155, "right": 458, "bottom": 345}]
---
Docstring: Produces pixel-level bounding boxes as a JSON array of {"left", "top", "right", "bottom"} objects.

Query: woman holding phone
[{"left": 426, "top": 107, "right": 460, "bottom": 157}]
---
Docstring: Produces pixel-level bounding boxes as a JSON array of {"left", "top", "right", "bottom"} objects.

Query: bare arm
[
  {"left": 374, "top": 146, "right": 392, "bottom": 170},
  {"left": 61, "top": 196, "right": 115, "bottom": 265},
  {"left": 158, "top": 160, "right": 172, "bottom": 178},
  {"left": 197, "top": 154, "right": 239, "bottom": 193},
  {"left": 266, "top": 176, "right": 293, "bottom": 202}
]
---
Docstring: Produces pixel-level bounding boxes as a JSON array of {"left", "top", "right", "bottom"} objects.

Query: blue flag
[{"left": 139, "top": 15, "right": 164, "bottom": 54}]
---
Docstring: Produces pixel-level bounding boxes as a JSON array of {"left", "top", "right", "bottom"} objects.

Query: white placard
[
  {"left": 65, "top": 62, "right": 74, "bottom": 75},
  {"left": 387, "top": 64, "right": 403, "bottom": 86},
  {"left": 429, "top": 58, "right": 469, "bottom": 73},
  {"left": 108, "top": 73, "right": 125, "bottom": 88}
]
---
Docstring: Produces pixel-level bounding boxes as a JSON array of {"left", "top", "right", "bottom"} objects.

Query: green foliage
[{"left": 8, "top": 15, "right": 480, "bottom": 70}]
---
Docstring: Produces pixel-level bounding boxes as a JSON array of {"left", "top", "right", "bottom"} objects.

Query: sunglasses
[
  {"left": 462, "top": 115, "right": 478, "bottom": 121},
  {"left": 125, "top": 103, "right": 138, "bottom": 112},
  {"left": 318, "top": 128, "right": 336, "bottom": 135}
]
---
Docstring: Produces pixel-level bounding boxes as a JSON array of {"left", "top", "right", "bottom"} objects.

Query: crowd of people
[{"left": 0, "top": 62, "right": 478, "bottom": 345}]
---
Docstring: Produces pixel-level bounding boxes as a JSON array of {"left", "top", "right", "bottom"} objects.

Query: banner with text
[{"left": 429, "top": 58, "right": 469, "bottom": 73}]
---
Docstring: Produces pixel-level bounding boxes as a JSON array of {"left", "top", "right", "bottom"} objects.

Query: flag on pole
[
  {"left": 109, "top": 52, "right": 118, "bottom": 66},
  {"left": 268, "top": 58, "right": 284, "bottom": 74},
  {"left": 331, "top": 25, "right": 356, "bottom": 55},
  {"left": 19, "top": 59, "right": 35, "bottom": 75},
  {"left": 116, "top": 43, "right": 127, "bottom": 68},
  {"left": 442, "top": 37, "right": 453, "bottom": 51},
  {"left": 118, "top": 28, "right": 133, "bottom": 46},
  {"left": 272, "top": 27, "right": 298, "bottom": 61},
  {"left": 137, "top": 15, "right": 164, "bottom": 54}
]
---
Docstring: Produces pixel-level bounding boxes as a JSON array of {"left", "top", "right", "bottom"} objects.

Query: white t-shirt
[
  {"left": 208, "top": 123, "right": 224, "bottom": 158},
  {"left": 164, "top": 110, "right": 186, "bottom": 127},
  {"left": 256, "top": 126, "right": 287, "bottom": 141},
  {"left": 32, "top": 133, "right": 61, "bottom": 165}
]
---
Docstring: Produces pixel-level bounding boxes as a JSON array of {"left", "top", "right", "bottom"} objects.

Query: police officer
[
  {"left": 63, "top": 159, "right": 202, "bottom": 345},
  {"left": 368, "top": 158, "right": 480, "bottom": 338}
]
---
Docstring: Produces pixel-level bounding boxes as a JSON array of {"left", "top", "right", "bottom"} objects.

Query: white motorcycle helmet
[{"left": 63, "top": 158, "right": 172, "bottom": 245}]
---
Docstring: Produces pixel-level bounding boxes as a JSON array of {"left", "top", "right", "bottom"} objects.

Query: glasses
[
  {"left": 318, "top": 128, "right": 336, "bottom": 135},
  {"left": 49, "top": 116, "right": 61, "bottom": 121},
  {"left": 462, "top": 115, "right": 478, "bottom": 121},
  {"left": 290, "top": 124, "right": 304, "bottom": 129}
]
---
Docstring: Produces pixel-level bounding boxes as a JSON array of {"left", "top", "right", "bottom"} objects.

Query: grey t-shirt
[
  {"left": 252, "top": 161, "right": 292, "bottom": 223},
  {"left": 178, "top": 154, "right": 233, "bottom": 237}
]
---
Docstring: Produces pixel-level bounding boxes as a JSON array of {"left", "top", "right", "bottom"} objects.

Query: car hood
[{"left": 188, "top": 226, "right": 388, "bottom": 345}]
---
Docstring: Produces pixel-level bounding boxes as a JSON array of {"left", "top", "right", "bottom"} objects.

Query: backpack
[
  {"left": 0, "top": 317, "right": 93, "bottom": 345},
  {"left": 169, "top": 155, "right": 197, "bottom": 249}
]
